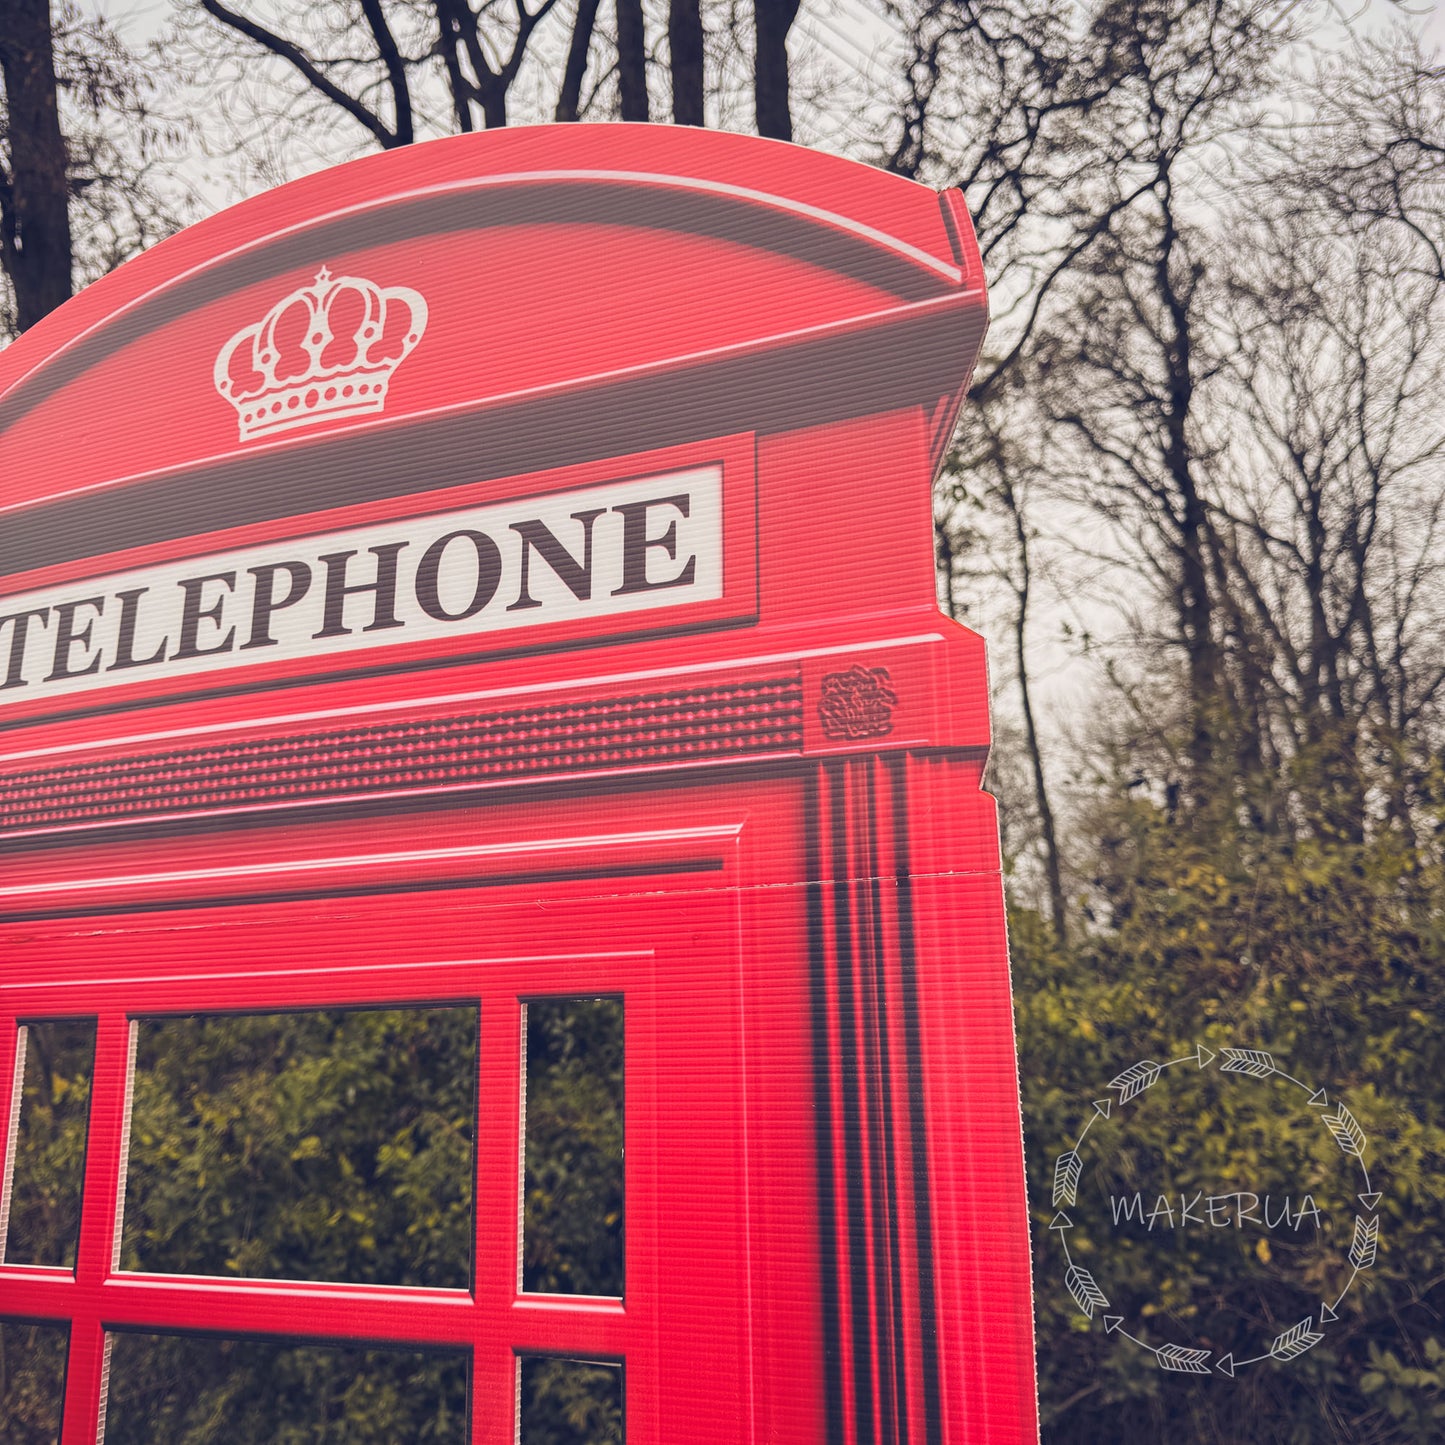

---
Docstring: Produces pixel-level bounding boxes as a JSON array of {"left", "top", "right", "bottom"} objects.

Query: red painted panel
[
  {"left": 1, "top": 228, "right": 897, "bottom": 501},
  {"left": 0, "top": 126, "right": 1036, "bottom": 1443},
  {"left": 3, "top": 790, "right": 832, "bottom": 1443}
]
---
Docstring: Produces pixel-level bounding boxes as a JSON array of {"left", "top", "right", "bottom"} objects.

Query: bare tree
[
  {"left": 912, "top": 0, "right": 1309, "bottom": 929},
  {"left": 1, "top": 2, "right": 192, "bottom": 337},
  {"left": 1019, "top": 0, "right": 1288, "bottom": 785},
  {"left": 197, "top": 0, "right": 563, "bottom": 141},
  {"left": 753, "top": 0, "right": 798, "bottom": 139},
  {"left": 1, "top": 0, "right": 74, "bottom": 329},
  {"left": 896, "top": 0, "right": 1176, "bottom": 909},
  {"left": 1293, "top": 35, "right": 1445, "bottom": 286},
  {"left": 615, "top": 0, "right": 649, "bottom": 119},
  {"left": 880, "top": 0, "right": 1175, "bottom": 404},
  {"left": 668, "top": 0, "right": 704, "bottom": 125},
  {"left": 555, "top": 0, "right": 602, "bottom": 120},
  {"left": 994, "top": 456, "right": 1070, "bottom": 945},
  {"left": 1214, "top": 194, "right": 1445, "bottom": 843}
]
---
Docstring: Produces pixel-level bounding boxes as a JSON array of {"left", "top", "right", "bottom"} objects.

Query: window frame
[{"left": 0, "top": 816, "right": 753, "bottom": 1445}]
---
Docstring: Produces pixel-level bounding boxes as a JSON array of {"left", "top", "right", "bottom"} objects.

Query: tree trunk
[
  {"left": 555, "top": 0, "right": 601, "bottom": 121},
  {"left": 1004, "top": 482, "right": 1067, "bottom": 947},
  {"left": 753, "top": 0, "right": 799, "bottom": 141},
  {"left": 478, "top": 85, "right": 508, "bottom": 129},
  {"left": 934, "top": 520, "right": 960, "bottom": 621},
  {"left": 1153, "top": 187, "right": 1219, "bottom": 784},
  {"left": 1177, "top": 515, "right": 1217, "bottom": 780},
  {"left": 0, "top": 0, "right": 73, "bottom": 331},
  {"left": 668, "top": 0, "right": 704, "bottom": 125},
  {"left": 358, "top": 0, "right": 413, "bottom": 144},
  {"left": 616, "top": 0, "right": 649, "bottom": 122}
]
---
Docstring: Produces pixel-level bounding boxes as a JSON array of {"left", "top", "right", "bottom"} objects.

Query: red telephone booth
[{"left": 0, "top": 127, "right": 1037, "bottom": 1442}]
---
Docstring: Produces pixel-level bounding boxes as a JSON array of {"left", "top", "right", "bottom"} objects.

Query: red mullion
[
  {"left": 472, "top": 973, "right": 523, "bottom": 1441},
  {"left": 59, "top": 1012, "right": 131, "bottom": 1445},
  {"left": 472, "top": 960, "right": 644, "bottom": 1444},
  {"left": 94, "top": 1276, "right": 478, "bottom": 1346},
  {"left": 616, "top": 955, "right": 661, "bottom": 1445},
  {"left": 504, "top": 1297, "right": 627, "bottom": 1357},
  {"left": 849, "top": 765, "right": 907, "bottom": 1445},
  {"left": 0, "top": 1266, "right": 78, "bottom": 1318},
  {"left": 0, "top": 958, "right": 506, "bottom": 1023}
]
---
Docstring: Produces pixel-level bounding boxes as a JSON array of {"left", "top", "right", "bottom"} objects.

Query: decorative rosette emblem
[{"left": 818, "top": 664, "right": 898, "bottom": 739}]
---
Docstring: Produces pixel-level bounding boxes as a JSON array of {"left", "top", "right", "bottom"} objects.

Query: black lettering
[
  {"left": 172, "top": 572, "right": 237, "bottom": 660},
  {"left": 108, "top": 588, "right": 168, "bottom": 671},
  {"left": 611, "top": 494, "right": 696, "bottom": 595},
  {"left": 414, "top": 530, "right": 502, "bottom": 622},
  {"left": 0, "top": 606, "right": 49, "bottom": 690},
  {"left": 243, "top": 561, "right": 312, "bottom": 649},
  {"left": 312, "top": 543, "right": 408, "bottom": 638},
  {"left": 46, "top": 597, "right": 106, "bottom": 681},
  {"left": 508, "top": 509, "right": 605, "bottom": 611}
]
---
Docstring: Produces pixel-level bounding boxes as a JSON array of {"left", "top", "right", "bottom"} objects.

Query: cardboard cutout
[{"left": 0, "top": 126, "right": 1037, "bottom": 1443}]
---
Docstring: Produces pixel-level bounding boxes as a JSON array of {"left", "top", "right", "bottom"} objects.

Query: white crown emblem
[{"left": 214, "top": 266, "right": 428, "bottom": 442}]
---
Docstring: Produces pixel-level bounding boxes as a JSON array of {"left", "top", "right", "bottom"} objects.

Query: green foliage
[
  {"left": 5, "top": 1018, "right": 96, "bottom": 1268},
  {"left": 122, "top": 1007, "right": 476, "bottom": 1288},
  {"left": 0, "top": 1321, "right": 68, "bottom": 1444},
  {"left": 1359, "top": 1338, "right": 1445, "bottom": 1435},
  {"left": 522, "top": 997, "right": 625, "bottom": 1299},
  {"left": 110, "top": 1005, "right": 478, "bottom": 1441},
  {"left": 515, "top": 999, "right": 626, "bottom": 1442},
  {"left": 1017, "top": 754, "right": 1445, "bottom": 1442},
  {"left": 0, "top": 1000, "right": 625, "bottom": 1440},
  {"left": 519, "top": 1357, "right": 624, "bottom": 1445},
  {"left": 103, "top": 1334, "right": 469, "bottom": 1445}
]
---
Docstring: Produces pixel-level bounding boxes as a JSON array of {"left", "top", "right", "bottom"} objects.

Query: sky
[{"left": 97, "top": 0, "right": 1444, "bottom": 217}]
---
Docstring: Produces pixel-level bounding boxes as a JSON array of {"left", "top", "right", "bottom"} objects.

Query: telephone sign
[{"left": 0, "top": 126, "right": 1037, "bottom": 1443}]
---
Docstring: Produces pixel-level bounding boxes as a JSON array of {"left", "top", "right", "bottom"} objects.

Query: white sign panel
[{"left": 0, "top": 467, "right": 722, "bottom": 708}]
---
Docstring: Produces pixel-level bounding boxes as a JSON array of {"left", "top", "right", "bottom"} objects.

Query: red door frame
[{"left": 2, "top": 803, "right": 768, "bottom": 1443}]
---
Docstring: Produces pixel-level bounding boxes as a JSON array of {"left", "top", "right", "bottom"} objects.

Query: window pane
[
  {"left": 0, "top": 1319, "right": 69, "bottom": 1444},
  {"left": 3, "top": 1018, "right": 96, "bottom": 1268},
  {"left": 103, "top": 1331, "right": 468, "bottom": 1444},
  {"left": 522, "top": 997, "right": 623, "bottom": 1296},
  {"left": 121, "top": 1005, "right": 476, "bottom": 1287},
  {"left": 518, "top": 1356, "right": 623, "bottom": 1445}
]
